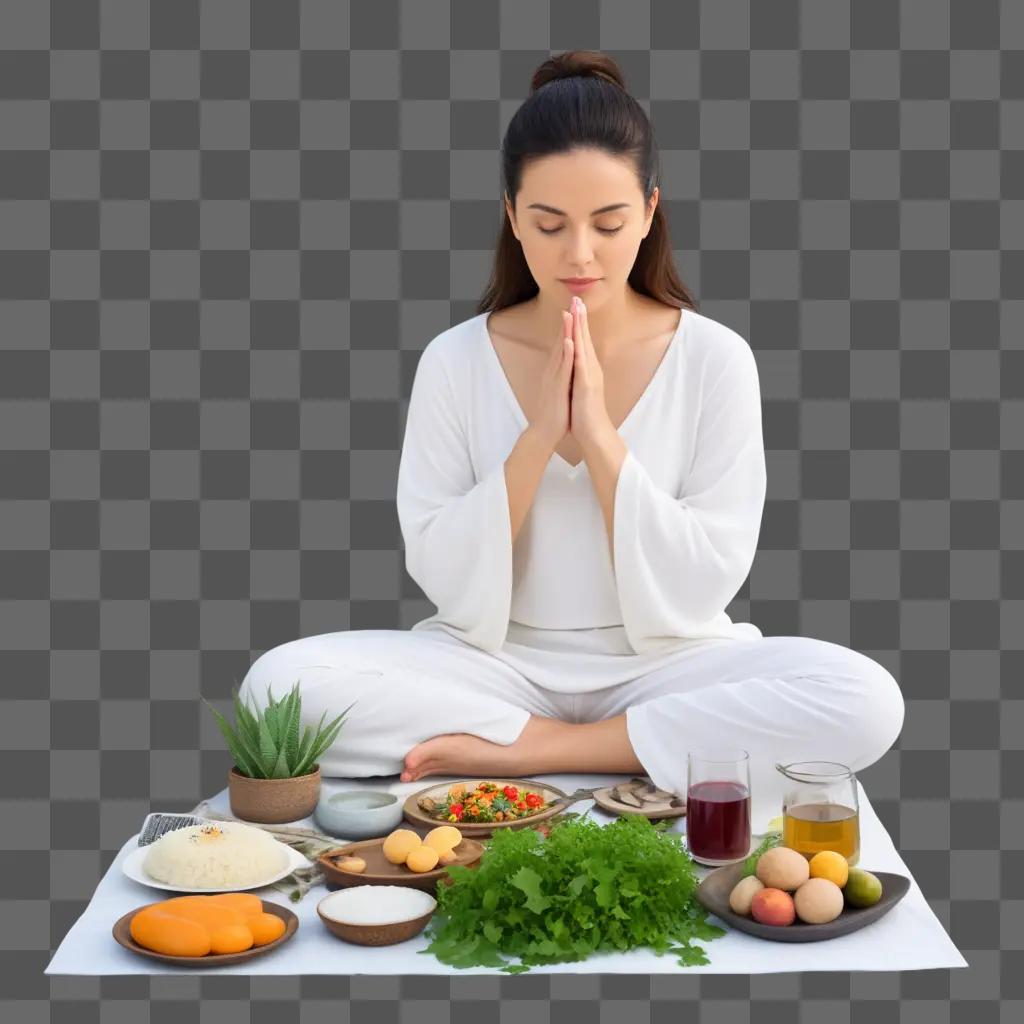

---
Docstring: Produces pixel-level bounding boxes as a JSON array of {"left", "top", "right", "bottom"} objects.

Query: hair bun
[{"left": 530, "top": 50, "right": 626, "bottom": 94}]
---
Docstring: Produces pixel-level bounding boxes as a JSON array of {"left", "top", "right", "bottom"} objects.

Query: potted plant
[{"left": 204, "top": 683, "right": 356, "bottom": 824}]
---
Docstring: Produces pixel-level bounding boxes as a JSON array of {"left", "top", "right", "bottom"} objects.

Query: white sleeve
[
  {"left": 612, "top": 339, "right": 766, "bottom": 654},
  {"left": 396, "top": 343, "right": 513, "bottom": 654}
]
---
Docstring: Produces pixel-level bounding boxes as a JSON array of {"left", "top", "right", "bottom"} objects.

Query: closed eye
[{"left": 539, "top": 226, "right": 623, "bottom": 236}]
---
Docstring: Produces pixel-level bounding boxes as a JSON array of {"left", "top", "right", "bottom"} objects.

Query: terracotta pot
[{"left": 228, "top": 765, "right": 321, "bottom": 824}]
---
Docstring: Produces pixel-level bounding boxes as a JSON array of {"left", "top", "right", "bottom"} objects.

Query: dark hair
[{"left": 477, "top": 49, "right": 697, "bottom": 316}]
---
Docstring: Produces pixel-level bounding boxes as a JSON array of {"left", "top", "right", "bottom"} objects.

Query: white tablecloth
[{"left": 46, "top": 772, "right": 968, "bottom": 975}]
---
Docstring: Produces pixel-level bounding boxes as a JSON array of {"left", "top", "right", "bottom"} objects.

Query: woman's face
[{"left": 504, "top": 147, "right": 658, "bottom": 309}]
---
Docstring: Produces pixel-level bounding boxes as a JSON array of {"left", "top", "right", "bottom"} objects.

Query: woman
[{"left": 239, "top": 51, "right": 904, "bottom": 831}]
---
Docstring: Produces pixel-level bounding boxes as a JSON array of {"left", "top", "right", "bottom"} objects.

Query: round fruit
[
  {"left": 793, "top": 877, "right": 844, "bottom": 924},
  {"left": 808, "top": 850, "right": 849, "bottom": 888},
  {"left": 405, "top": 844, "right": 440, "bottom": 873},
  {"left": 728, "top": 875, "right": 764, "bottom": 916},
  {"left": 844, "top": 868, "right": 883, "bottom": 908},
  {"left": 750, "top": 887, "right": 796, "bottom": 926},
  {"left": 755, "top": 846, "right": 810, "bottom": 891},
  {"left": 381, "top": 829, "right": 422, "bottom": 865},
  {"left": 424, "top": 825, "right": 462, "bottom": 854}
]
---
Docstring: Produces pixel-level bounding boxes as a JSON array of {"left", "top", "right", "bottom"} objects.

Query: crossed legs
[
  {"left": 239, "top": 627, "right": 904, "bottom": 829},
  {"left": 403, "top": 633, "right": 905, "bottom": 835}
]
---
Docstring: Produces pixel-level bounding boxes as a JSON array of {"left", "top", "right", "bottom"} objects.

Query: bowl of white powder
[{"left": 317, "top": 885, "right": 437, "bottom": 945}]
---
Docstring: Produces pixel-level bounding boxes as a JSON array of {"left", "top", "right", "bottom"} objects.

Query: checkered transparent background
[{"left": 2, "top": 0, "right": 1021, "bottom": 1018}]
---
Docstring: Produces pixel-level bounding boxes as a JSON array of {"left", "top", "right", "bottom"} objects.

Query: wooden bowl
[
  {"left": 318, "top": 834, "right": 485, "bottom": 893},
  {"left": 402, "top": 777, "right": 570, "bottom": 837},
  {"left": 696, "top": 861, "right": 911, "bottom": 942},
  {"left": 317, "top": 887, "right": 436, "bottom": 946},
  {"left": 112, "top": 900, "right": 297, "bottom": 967}
]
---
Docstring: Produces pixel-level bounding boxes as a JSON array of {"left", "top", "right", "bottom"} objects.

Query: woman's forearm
[
  {"left": 504, "top": 426, "right": 556, "bottom": 544},
  {"left": 576, "top": 423, "right": 629, "bottom": 564}
]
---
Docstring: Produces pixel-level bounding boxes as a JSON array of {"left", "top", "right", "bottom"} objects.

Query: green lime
[{"left": 844, "top": 868, "right": 883, "bottom": 908}]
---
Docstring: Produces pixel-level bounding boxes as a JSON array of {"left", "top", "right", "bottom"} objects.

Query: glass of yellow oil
[{"left": 776, "top": 761, "right": 861, "bottom": 865}]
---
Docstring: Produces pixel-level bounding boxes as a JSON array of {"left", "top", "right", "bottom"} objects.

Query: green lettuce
[{"left": 419, "top": 813, "right": 725, "bottom": 973}]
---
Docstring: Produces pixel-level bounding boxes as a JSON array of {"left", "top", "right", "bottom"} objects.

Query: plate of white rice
[{"left": 122, "top": 821, "right": 310, "bottom": 893}]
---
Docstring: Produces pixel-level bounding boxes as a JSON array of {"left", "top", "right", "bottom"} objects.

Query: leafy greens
[
  {"left": 739, "top": 830, "right": 783, "bottom": 878},
  {"left": 419, "top": 812, "right": 725, "bottom": 973}
]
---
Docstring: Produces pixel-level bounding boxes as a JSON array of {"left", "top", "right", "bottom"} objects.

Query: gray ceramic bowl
[{"left": 314, "top": 789, "right": 405, "bottom": 839}]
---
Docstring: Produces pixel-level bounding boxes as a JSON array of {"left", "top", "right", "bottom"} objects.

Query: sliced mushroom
[
  {"left": 639, "top": 790, "right": 668, "bottom": 804},
  {"left": 612, "top": 786, "right": 644, "bottom": 808},
  {"left": 418, "top": 796, "right": 437, "bottom": 811},
  {"left": 641, "top": 787, "right": 676, "bottom": 803}
]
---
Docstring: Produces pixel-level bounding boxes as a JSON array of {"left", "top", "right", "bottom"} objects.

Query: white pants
[{"left": 238, "top": 628, "right": 905, "bottom": 833}]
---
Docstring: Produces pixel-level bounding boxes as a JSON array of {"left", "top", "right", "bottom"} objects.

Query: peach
[{"left": 750, "top": 887, "right": 796, "bottom": 926}]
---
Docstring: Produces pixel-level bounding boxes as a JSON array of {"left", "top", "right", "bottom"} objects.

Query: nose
[{"left": 564, "top": 226, "right": 596, "bottom": 267}]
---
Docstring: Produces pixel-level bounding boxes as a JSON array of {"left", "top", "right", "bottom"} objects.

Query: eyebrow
[{"left": 526, "top": 202, "right": 631, "bottom": 216}]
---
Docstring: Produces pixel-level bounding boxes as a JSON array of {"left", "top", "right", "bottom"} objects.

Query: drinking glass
[
  {"left": 685, "top": 747, "right": 752, "bottom": 866},
  {"left": 776, "top": 761, "right": 861, "bottom": 864}
]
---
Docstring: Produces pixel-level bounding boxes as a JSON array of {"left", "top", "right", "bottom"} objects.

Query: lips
[{"left": 561, "top": 278, "right": 600, "bottom": 284}]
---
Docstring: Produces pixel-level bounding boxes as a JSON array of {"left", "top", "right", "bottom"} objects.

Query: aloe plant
[{"left": 204, "top": 682, "right": 356, "bottom": 780}]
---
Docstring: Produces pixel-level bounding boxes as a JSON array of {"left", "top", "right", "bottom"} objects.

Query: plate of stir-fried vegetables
[{"left": 403, "top": 778, "right": 573, "bottom": 836}]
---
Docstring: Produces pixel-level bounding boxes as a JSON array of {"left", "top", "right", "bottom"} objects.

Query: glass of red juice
[{"left": 685, "top": 748, "right": 752, "bottom": 866}]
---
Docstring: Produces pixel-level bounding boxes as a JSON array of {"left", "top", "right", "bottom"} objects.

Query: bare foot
[
  {"left": 399, "top": 713, "right": 644, "bottom": 784},
  {"left": 401, "top": 732, "right": 519, "bottom": 783}
]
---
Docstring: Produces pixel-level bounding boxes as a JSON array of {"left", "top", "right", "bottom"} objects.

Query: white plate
[{"left": 122, "top": 841, "right": 310, "bottom": 894}]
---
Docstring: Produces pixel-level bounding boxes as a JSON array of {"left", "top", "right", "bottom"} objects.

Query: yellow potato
[
  {"left": 424, "top": 825, "right": 462, "bottom": 854},
  {"left": 381, "top": 829, "right": 422, "bottom": 865},
  {"left": 405, "top": 845, "right": 440, "bottom": 873},
  {"left": 437, "top": 848, "right": 457, "bottom": 865}
]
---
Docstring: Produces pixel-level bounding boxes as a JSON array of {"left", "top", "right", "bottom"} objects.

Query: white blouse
[{"left": 395, "top": 306, "right": 767, "bottom": 693}]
